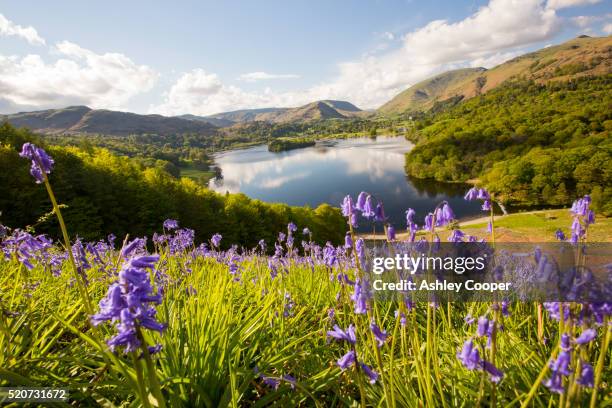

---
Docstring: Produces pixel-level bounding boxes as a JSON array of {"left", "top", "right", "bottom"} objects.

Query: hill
[
  {"left": 380, "top": 35, "right": 612, "bottom": 114},
  {"left": 404, "top": 75, "right": 611, "bottom": 214},
  {"left": 206, "top": 100, "right": 365, "bottom": 125},
  {"left": 379, "top": 68, "right": 486, "bottom": 114},
  {"left": 1, "top": 106, "right": 218, "bottom": 137}
]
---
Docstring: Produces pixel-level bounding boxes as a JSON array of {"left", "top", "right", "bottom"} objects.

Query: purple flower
[
  {"left": 341, "top": 195, "right": 354, "bottom": 217},
  {"left": 482, "top": 360, "right": 504, "bottom": 383},
  {"left": 449, "top": 229, "right": 465, "bottom": 243},
  {"left": 481, "top": 200, "right": 492, "bottom": 211},
  {"left": 457, "top": 339, "right": 480, "bottom": 370},
  {"left": 577, "top": 362, "right": 594, "bottom": 387},
  {"left": 374, "top": 202, "right": 386, "bottom": 222},
  {"left": 344, "top": 232, "right": 353, "bottom": 249},
  {"left": 438, "top": 202, "right": 455, "bottom": 225},
  {"left": 370, "top": 322, "right": 388, "bottom": 347},
  {"left": 303, "top": 228, "right": 310, "bottom": 236},
  {"left": 211, "top": 233, "right": 222, "bottom": 248},
  {"left": 464, "top": 187, "right": 478, "bottom": 201},
  {"left": 406, "top": 208, "right": 416, "bottom": 225},
  {"left": 477, "top": 188, "right": 490, "bottom": 200},
  {"left": 424, "top": 213, "right": 434, "bottom": 232},
  {"left": 287, "top": 222, "right": 297, "bottom": 233},
  {"left": 19, "top": 143, "right": 54, "bottom": 183},
  {"left": 351, "top": 279, "right": 369, "bottom": 314},
  {"left": 362, "top": 195, "right": 375, "bottom": 218},
  {"left": 360, "top": 363, "right": 379, "bottom": 384},
  {"left": 387, "top": 225, "right": 396, "bottom": 241},
  {"left": 476, "top": 316, "right": 490, "bottom": 338},
  {"left": 337, "top": 350, "right": 356, "bottom": 370},
  {"left": 356, "top": 191, "right": 368, "bottom": 212},
  {"left": 575, "top": 328, "right": 596, "bottom": 345},
  {"left": 355, "top": 238, "right": 366, "bottom": 269},
  {"left": 327, "top": 324, "right": 357, "bottom": 344},
  {"left": 91, "top": 254, "right": 166, "bottom": 353},
  {"left": 555, "top": 229, "right": 566, "bottom": 241},
  {"left": 163, "top": 219, "right": 179, "bottom": 230}
]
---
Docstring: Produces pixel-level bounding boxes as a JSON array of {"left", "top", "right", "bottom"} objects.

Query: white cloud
[
  {"left": 604, "top": 23, "right": 612, "bottom": 34},
  {"left": 381, "top": 31, "right": 395, "bottom": 41},
  {"left": 547, "top": 0, "right": 600, "bottom": 10},
  {"left": 237, "top": 71, "right": 300, "bottom": 82},
  {"left": 152, "top": 0, "right": 564, "bottom": 115},
  {"left": 0, "top": 41, "right": 158, "bottom": 110},
  {"left": 0, "top": 13, "right": 45, "bottom": 45}
]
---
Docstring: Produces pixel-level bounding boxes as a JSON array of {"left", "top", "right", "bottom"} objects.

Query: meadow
[{"left": 0, "top": 143, "right": 609, "bottom": 407}]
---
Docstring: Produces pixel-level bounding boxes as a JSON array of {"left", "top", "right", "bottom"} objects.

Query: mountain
[
  {"left": 206, "top": 107, "right": 289, "bottom": 124},
  {"left": 179, "top": 114, "right": 235, "bottom": 127},
  {"left": 206, "top": 100, "right": 365, "bottom": 125},
  {"left": 379, "top": 35, "right": 612, "bottom": 114},
  {"left": 2, "top": 106, "right": 217, "bottom": 136},
  {"left": 378, "top": 68, "right": 487, "bottom": 114}
]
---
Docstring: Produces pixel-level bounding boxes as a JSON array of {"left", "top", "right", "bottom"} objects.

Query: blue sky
[{"left": 0, "top": 0, "right": 610, "bottom": 115}]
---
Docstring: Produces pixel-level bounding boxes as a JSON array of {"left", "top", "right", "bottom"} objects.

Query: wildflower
[
  {"left": 395, "top": 310, "right": 407, "bottom": 326},
  {"left": 449, "top": 229, "right": 465, "bottom": 243},
  {"left": 482, "top": 200, "right": 492, "bottom": 211},
  {"left": 355, "top": 191, "right": 368, "bottom": 212},
  {"left": 577, "top": 362, "right": 594, "bottom": 387},
  {"left": 355, "top": 238, "right": 366, "bottom": 270},
  {"left": 362, "top": 195, "right": 375, "bottom": 218},
  {"left": 438, "top": 202, "right": 455, "bottom": 226},
  {"left": 163, "top": 219, "right": 179, "bottom": 230},
  {"left": 302, "top": 228, "right": 310, "bottom": 235},
  {"left": 374, "top": 202, "right": 386, "bottom": 222},
  {"left": 477, "top": 188, "right": 490, "bottom": 200},
  {"left": 360, "top": 363, "right": 379, "bottom": 384},
  {"left": 341, "top": 195, "right": 354, "bottom": 218},
  {"left": 424, "top": 213, "right": 434, "bottom": 232},
  {"left": 337, "top": 350, "right": 356, "bottom": 370},
  {"left": 287, "top": 222, "right": 297, "bottom": 233},
  {"left": 544, "top": 334, "right": 572, "bottom": 394},
  {"left": 387, "top": 225, "right": 396, "bottom": 241},
  {"left": 406, "top": 208, "right": 416, "bottom": 225},
  {"left": 327, "top": 324, "right": 357, "bottom": 344},
  {"left": 555, "top": 229, "right": 566, "bottom": 241},
  {"left": 344, "top": 232, "right": 353, "bottom": 249},
  {"left": 351, "top": 279, "right": 369, "bottom": 314},
  {"left": 575, "top": 328, "right": 596, "bottom": 345},
  {"left": 211, "top": 233, "right": 222, "bottom": 248},
  {"left": 457, "top": 339, "right": 480, "bottom": 370},
  {"left": 464, "top": 187, "right": 478, "bottom": 201},
  {"left": 370, "top": 322, "right": 388, "bottom": 347},
  {"left": 19, "top": 143, "right": 54, "bottom": 183},
  {"left": 482, "top": 360, "right": 504, "bottom": 383},
  {"left": 91, "top": 254, "right": 166, "bottom": 353}
]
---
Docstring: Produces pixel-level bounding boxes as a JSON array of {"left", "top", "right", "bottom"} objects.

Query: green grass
[
  {"left": 1, "top": 241, "right": 609, "bottom": 406},
  {"left": 460, "top": 209, "right": 612, "bottom": 242},
  {"left": 179, "top": 164, "right": 215, "bottom": 185}
]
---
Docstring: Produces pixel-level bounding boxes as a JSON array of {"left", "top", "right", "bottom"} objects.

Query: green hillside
[
  {"left": 404, "top": 75, "right": 611, "bottom": 214},
  {"left": 380, "top": 35, "right": 612, "bottom": 115},
  {"left": 0, "top": 123, "right": 345, "bottom": 246}
]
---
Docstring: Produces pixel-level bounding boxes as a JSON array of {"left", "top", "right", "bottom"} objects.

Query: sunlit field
[{"left": 1, "top": 144, "right": 609, "bottom": 407}]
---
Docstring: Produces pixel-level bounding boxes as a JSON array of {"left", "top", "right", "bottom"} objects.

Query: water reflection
[{"left": 209, "top": 136, "right": 484, "bottom": 230}]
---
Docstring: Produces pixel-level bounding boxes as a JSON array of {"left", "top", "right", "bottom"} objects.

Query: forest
[
  {"left": 0, "top": 123, "right": 345, "bottom": 246},
  {"left": 404, "top": 76, "right": 612, "bottom": 214}
]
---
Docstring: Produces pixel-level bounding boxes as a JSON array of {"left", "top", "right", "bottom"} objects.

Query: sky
[{"left": 0, "top": 0, "right": 610, "bottom": 116}]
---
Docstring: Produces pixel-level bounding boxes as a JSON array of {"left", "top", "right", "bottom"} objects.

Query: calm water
[{"left": 209, "top": 136, "right": 484, "bottom": 231}]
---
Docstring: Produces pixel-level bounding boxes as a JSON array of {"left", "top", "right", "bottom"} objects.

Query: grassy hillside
[
  {"left": 380, "top": 36, "right": 612, "bottom": 115},
  {"left": 378, "top": 68, "right": 486, "bottom": 114}
]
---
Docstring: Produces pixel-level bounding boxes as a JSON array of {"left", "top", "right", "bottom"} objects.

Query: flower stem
[{"left": 41, "top": 173, "right": 93, "bottom": 315}]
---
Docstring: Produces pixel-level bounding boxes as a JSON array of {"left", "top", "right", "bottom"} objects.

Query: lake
[{"left": 208, "top": 136, "right": 485, "bottom": 231}]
